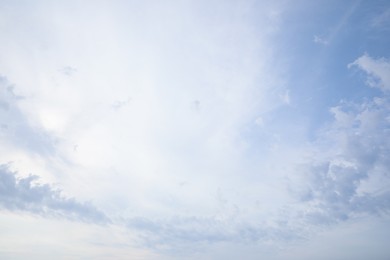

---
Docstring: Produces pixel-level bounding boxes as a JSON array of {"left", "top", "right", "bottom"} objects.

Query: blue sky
[{"left": 0, "top": 0, "right": 390, "bottom": 259}]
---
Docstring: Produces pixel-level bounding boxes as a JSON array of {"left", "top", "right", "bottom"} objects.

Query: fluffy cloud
[
  {"left": 348, "top": 54, "right": 390, "bottom": 91},
  {"left": 292, "top": 54, "right": 390, "bottom": 225}
]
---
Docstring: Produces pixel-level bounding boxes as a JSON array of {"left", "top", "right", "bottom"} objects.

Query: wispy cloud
[
  {"left": 310, "top": 1, "right": 361, "bottom": 47},
  {"left": 371, "top": 8, "right": 390, "bottom": 30},
  {"left": 0, "top": 76, "right": 56, "bottom": 155},
  {"left": 313, "top": 35, "right": 329, "bottom": 45}
]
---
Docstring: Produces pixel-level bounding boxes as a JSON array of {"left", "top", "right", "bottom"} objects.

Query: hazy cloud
[
  {"left": 126, "top": 215, "right": 298, "bottom": 253},
  {"left": 0, "top": 76, "right": 56, "bottom": 155}
]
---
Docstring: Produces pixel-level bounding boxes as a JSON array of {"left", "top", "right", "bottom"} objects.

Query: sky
[{"left": 0, "top": 0, "right": 390, "bottom": 259}]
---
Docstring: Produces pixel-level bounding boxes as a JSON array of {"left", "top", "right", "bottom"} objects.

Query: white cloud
[
  {"left": 313, "top": 35, "right": 329, "bottom": 45},
  {"left": 348, "top": 54, "right": 390, "bottom": 91},
  {"left": 287, "top": 55, "right": 390, "bottom": 227},
  {"left": 0, "top": 1, "right": 389, "bottom": 259},
  {"left": 119, "top": 66, "right": 390, "bottom": 249},
  {"left": 0, "top": 0, "right": 290, "bottom": 248}
]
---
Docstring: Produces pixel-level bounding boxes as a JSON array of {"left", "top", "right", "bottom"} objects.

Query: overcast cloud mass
[{"left": 0, "top": 0, "right": 390, "bottom": 259}]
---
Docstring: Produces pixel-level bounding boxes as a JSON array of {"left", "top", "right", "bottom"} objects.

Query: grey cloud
[
  {"left": 0, "top": 76, "right": 56, "bottom": 155},
  {"left": 300, "top": 162, "right": 375, "bottom": 224},
  {"left": 0, "top": 164, "right": 110, "bottom": 224}
]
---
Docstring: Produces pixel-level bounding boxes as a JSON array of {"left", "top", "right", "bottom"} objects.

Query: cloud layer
[{"left": 0, "top": 1, "right": 390, "bottom": 259}]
